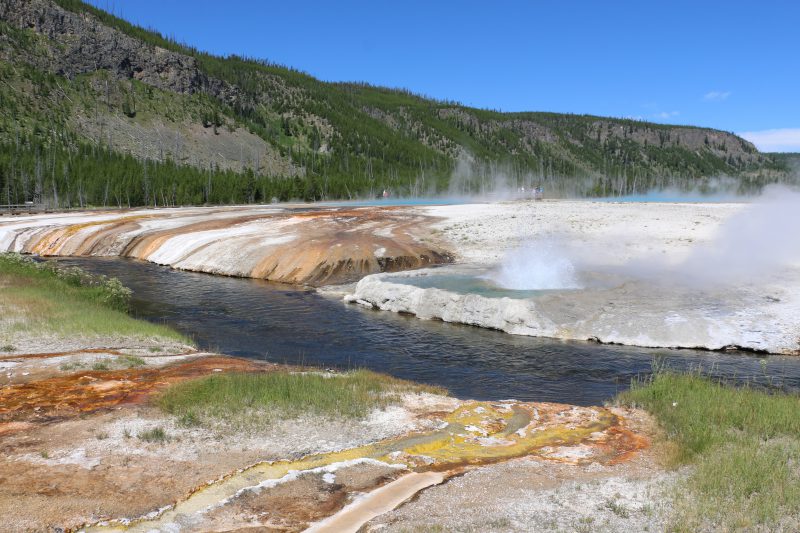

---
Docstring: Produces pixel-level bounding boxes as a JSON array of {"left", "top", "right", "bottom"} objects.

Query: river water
[{"left": 54, "top": 257, "right": 800, "bottom": 405}]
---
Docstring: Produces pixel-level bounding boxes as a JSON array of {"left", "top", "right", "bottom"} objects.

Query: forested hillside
[{"left": 0, "top": 0, "right": 792, "bottom": 207}]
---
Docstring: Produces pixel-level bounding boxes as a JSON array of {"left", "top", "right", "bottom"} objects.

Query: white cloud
[
  {"left": 704, "top": 91, "right": 731, "bottom": 101},
  {"left": 739, "top": 128, "right": 800, "bottom": 152},
  {"left": 654, "top": 111, "right": 680, "bottom": 119}
]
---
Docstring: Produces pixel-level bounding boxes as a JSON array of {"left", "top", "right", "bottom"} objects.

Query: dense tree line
[
  {"left": 2, "top": 133, "right": 783, "bottom": 209},
  {"left": 0, "top": 137, "right": 332, "bottom": 207},
  {"left": 0, "top": 0, "right": 789, "bottom": 209}
]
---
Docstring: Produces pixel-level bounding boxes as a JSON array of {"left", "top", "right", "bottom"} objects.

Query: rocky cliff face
[
  {"left": 0, "top": 0, "right": 241, "bottom": 102},
  {"left": 588, "top": 119, "right": 760, "bottom": 162},
  {"left": 435, "top": 107, "right": 765, "bottom": 168}
]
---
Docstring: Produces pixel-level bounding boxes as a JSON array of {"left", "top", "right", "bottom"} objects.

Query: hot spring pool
[{"left": 392, "top": 273, "right": 561, "bottom": 299}]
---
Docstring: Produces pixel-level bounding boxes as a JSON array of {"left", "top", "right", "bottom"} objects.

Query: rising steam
[
  {"left": 488, "top": 239, "right": 581, "bottom": 290},
  {"left": 676, "top": 185, "right": 800, "bottom": 286},
  {"left": 487, "top": 185, "right": 800, "bottom": 291}
]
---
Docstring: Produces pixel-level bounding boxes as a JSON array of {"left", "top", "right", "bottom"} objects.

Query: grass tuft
[
  {"left": 157, "top": 369, "right": 445, "bottom": 429},
  {"left": 0, "top": 253, "right": 188, "bottom": 344},
  {"left": 618, "top": 369, "right": 800, "bottom": 530},
  {"left": 61, "top": 354, "right": 148, "bottom": 373},
  {"left": 120, "top": 355, "right": 146, "bottom": 368},
  {"left": 138, "top": 427, "right": 168, "bottom": 443},
  {"left": 603, "top": 499, "right": 630, "bottom": 518}
]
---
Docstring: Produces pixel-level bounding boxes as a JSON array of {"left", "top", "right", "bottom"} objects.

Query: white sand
[{"left": 423, "top": 199, "right": 743, "bottom": 265}]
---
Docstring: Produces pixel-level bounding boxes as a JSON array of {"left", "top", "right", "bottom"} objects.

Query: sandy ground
[
  {"left": 0, "top": 346, "right": 197, "bottom": 387},
  {"left": 365, "top": 407, "right": 674, "bottom": 533},
  {"left": 0, "top": 344, "right": 456, "bottom": 531},
  {"left": 422, "top": 199, "right": 742, "bottom": 266},
  {"left": 1, "top": 385, "right": 453, "bottom": 530},
  {"left": 0, "top": 341, "right": 669, "bottom": 532},
  {"left": 367, "top": 454, "right": 679, "bottom": 532}
]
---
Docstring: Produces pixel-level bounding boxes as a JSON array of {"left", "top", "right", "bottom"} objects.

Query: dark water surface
[{"left": 54, "top": 258, "right": 800, "bottom": 405}]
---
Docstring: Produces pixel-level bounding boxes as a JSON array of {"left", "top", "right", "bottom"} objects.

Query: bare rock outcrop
[{"left": 0, "top": 0, "right": 239, "bottom": 103}]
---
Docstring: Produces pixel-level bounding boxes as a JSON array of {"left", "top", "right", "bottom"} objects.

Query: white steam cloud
[
  {"left": 487, "top": 185, "right": 800, "bottom": 291},
  {"left": 489, "top": 240, "right": 581, "bottom": 290},
  {"left": 676, "top": 185, "right": 800, "bottom": 285}
]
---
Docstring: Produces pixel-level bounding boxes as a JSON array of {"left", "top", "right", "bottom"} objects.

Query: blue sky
[{"left": 87, "top": 0, "right": 800, "bottom": 151}]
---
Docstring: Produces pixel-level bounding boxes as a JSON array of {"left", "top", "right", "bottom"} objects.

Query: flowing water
[{"left": 53, "top": 257, "right": 800, "bottom": 406}]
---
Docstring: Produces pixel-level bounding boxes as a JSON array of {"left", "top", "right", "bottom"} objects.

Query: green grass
[
  {"left": 618, "top": 370, "right": 800, "bottom": 530},
  {"left": 603, "top": 499, "right": 631, "bottom": 519},
  {"left": 60, "top": 355, "right": 146, "bottom": 372},
  {"left": 0, "top": 253, "right": 188, "bottom": 344},
  {"left": 120, "top": 355, "right": 146, "bottom": 367},
  {"left": 138, "top": 426, "right": 168, "bottom": 444},
  {"left": 157, "top": 369, "right": 446, "bottom": 429}
]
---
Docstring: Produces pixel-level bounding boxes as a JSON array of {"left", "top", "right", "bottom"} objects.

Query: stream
[{"left": 54, "top": 257, "right": 800, "bottom": 406}]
